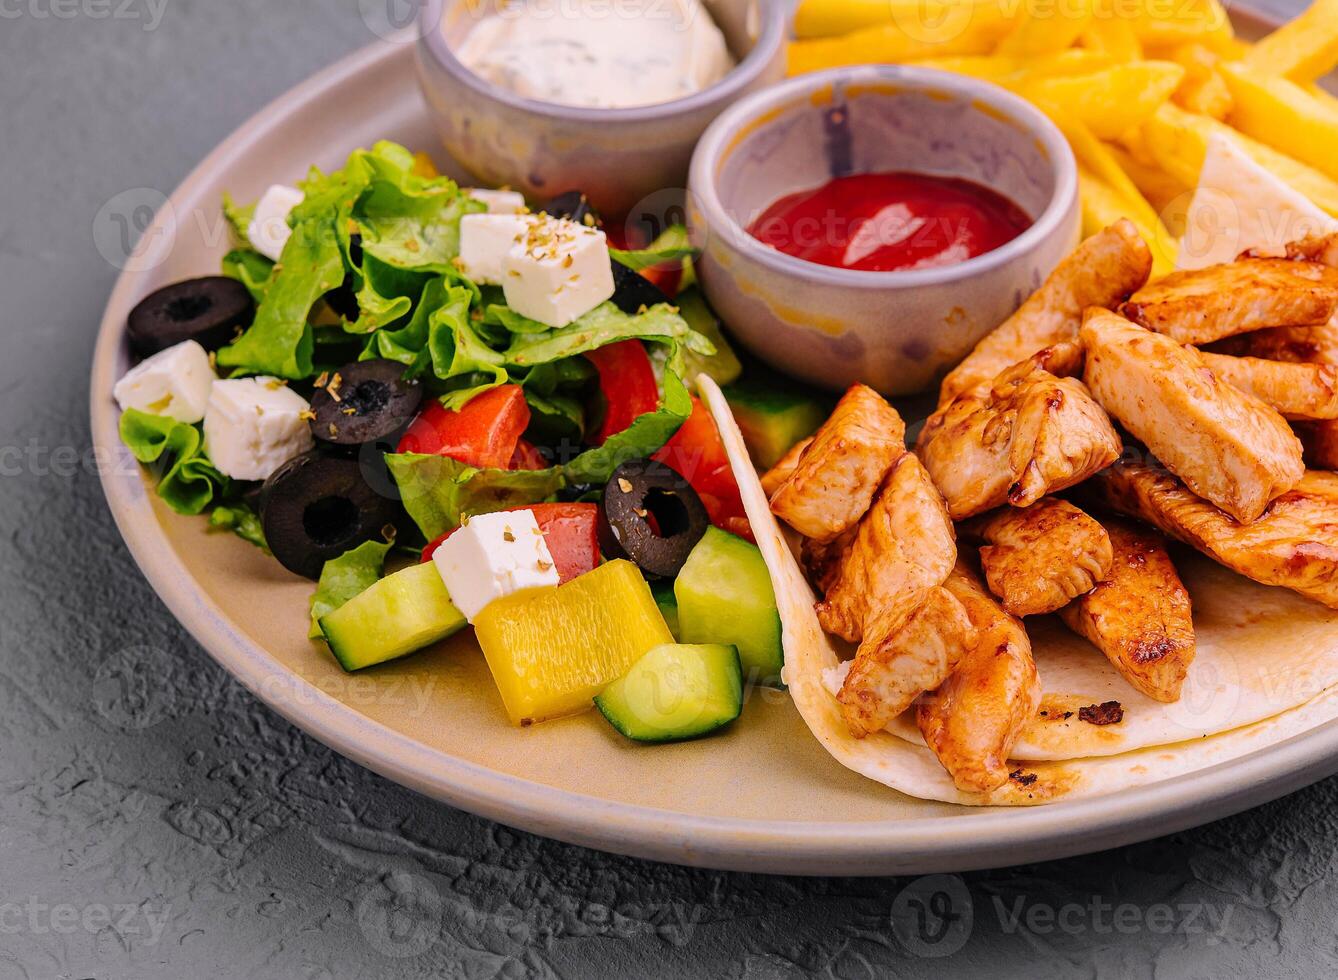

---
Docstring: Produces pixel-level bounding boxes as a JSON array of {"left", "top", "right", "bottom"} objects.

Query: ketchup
[{"left": 747, "top": 171, "right": 1032, "bottom": 273}]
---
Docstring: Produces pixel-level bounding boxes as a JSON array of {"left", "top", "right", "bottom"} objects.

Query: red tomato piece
[
  {"left": 420, "top": 503, "right": 600, "bottom": 584},
  {"left": 585, "top": 340, "right": 660, "bottom": 444},
  {"left": 396, "top": 385, "right": 530, "bottom": 470},
  {"left": 509, "top": 439, "right": 549, "bottom": 471},
  {"left": 654, "top": 396, "right": 753, "bottom": 540}
]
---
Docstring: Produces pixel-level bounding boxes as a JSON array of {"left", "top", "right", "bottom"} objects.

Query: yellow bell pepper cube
[{"left": 474, "top": 559, "right": 674, "bottom": 726}]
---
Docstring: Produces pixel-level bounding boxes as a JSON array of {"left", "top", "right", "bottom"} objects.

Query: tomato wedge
[
  {"left": 654, "top": 396, "right": 753, "bottom": 541},
  {"left": 421, "top": 503, "right": 600, "bottom": 584},
  {"left": 585, "top": 340, "right": 659, "bottom": 444},
  {"left": 396, "top": 385, "right": 530, "bottom": 470},
  {"left": 509, "top": 439, "right": 549, "bottom": 471}
]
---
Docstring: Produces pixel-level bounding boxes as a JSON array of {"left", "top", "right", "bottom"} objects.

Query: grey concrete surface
[{"left": 2, "top": 1, "right": 1335, "bottom": 977}]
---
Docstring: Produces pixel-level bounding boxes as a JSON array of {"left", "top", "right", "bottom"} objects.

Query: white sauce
[{"left": 455, "top": 0, "right": 736, "bottom": 109}]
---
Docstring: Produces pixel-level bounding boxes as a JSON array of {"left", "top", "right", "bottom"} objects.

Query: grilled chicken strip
[
  {"left": 917, "top": 565, "right": 1043, "bottom": 795},
  {"left": 1196, "top": 352, "right": 1338, "bottom": 420},
  {"left": 800, "top": 529, "right": 854, "bottom": 597},
  {"left": 968, "top": 499, "right": 1114, "bottom": 617},
  {"left": 1081, "top": 308, "right": 1304, "bottom": 523},
  {"left": 1059, "top": 519, "right": 1196, "bottom": 703},
  {"left": 837, "top": 586, "right": 975, "bottom": 739},
  {"left": 1092, "top": 459, "right": 1338, "bottom": 609},
  {"left": 1119, "top": 258, "right": 1338, "bottom": 345},
  {"left": 768, "top": 385, "right": 905, "bottom": 542},
  {"left": 939, "top": 219, "right": 1151, "bottom": 406},
  {"left": 816, "top": 453, "right": 956, "bottom": 644},
  {"left": 918, "top": 345, "right": 1122, "bottom": 520},
  {"left": 759, "top": 436, "right": 813, "bottom": 498}
]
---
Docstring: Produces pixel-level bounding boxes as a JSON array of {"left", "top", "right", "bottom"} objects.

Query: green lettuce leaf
[
  {"left": 221, "top": 248, "right": 275, "bottom": 305},
  {"left": 562, "top": 369, "right": 692, "bottom": 485},
  {"left": 119, "top": 409, "right": 229, "bottom": 515},
  {"left": 504, "top": 302, "right": 714, "bottom": 372},
  {"left": 221, "top": 192, "right": 256, "bottom": 245},
  {"left": 385, "top": 454, "right": 565, "bottom": 542},
  {"left": 609, "top": 225, "right": 697, "bottom": 273},
  {"left": 308, "top": 539, "right": 393, "bottom": 640},
  {"left": 209, "top": 503, "right": 269, "bottom": 552}
]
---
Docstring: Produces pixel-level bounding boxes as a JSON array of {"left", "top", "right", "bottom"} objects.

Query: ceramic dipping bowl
[
  {"left": 687, "top": 64, "right": 1080, "bottom": 395},
  {"left": 415, "top": 0, "right": 788, "bottom": 217}
]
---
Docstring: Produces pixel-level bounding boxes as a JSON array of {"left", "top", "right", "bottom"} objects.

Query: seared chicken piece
[
  {"left": 1092, "top": 459, "right": 1338, "bottom": 609},
  {"left": 1298, "top": 422, "right": 1338, "bottom": 470},
  {"left": 1197, "top": 352, "right": 1338, "bottom": 420},
  {"left": 1059, "top": 519, "right": 1196, "bottom": 703},
  {"left": 918, "top": 346, "right": 1123, "bottom": 520},
  {"left": 759, "top": 436, "right": 813, "bottom": 498},
  {"left": 939, "top": 220, "right": 1152, "bottom": 405},
  {"left": 917, "top": 565, "right": 1043, "bottom": 794},
  {"left": 1119, "top": 258, "right": 1338, "bottom": 345},
  {"left": 768, "top": 385, "right": 906, "bottom": 542},
  {"left": 1081, "top": 309, "right": 1304, "bottom": 523},
  {"left": 967, "top": 499, "right": 1114, "bottom": 617},
  {"left": 837, "top": 586, "right": 975, "bottom": 738},
  {"left": 800, "top": 529, "right": 853, "bottom": 597},
  {"left": 817, "top": 454, "right": 956, "bottom": 644}
]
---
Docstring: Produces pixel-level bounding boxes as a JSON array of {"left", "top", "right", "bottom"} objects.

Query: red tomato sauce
[{"left": 747, "top": 171, "right": 1032, "bottom": 272}]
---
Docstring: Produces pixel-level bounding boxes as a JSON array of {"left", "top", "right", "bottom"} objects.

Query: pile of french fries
[{"left": 789, "top": 0, "right": 1338, "bottom": 277}]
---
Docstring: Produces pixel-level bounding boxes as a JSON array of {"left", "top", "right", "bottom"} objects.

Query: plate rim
[{"left": 90, "top": 26, "right": 1338, "bottom": 876}]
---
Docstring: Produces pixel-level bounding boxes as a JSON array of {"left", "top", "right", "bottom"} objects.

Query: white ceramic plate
[{"left": 91, "top": 14, "right": 1338, "bottom": 875}]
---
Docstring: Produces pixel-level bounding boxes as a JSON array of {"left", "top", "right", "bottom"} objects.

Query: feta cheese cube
[
  {"left": 247, "top": 184, "right": 305, "bottom": 261},
  {"left": 466, "top": 188, "right": 527, "bottom": 214},
  {"left": 501, "top": 216, "right": 615, "bottom": 327},
  {"left": 113, "top": 339, "right": 216, "bottom": 424},
  {"left": 431, "top": 510, "right": 560, "bottom": 622},
  {"left": 458, "top": 213, "right": 536, "bottom": 285},
  {"left": 203, "top": 377, "right": 314, "bottom": 481}
]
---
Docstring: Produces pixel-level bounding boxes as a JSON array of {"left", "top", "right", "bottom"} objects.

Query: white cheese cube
[
  {"left": 501, "top": 216, "right": 615, "bottom": 327},
  {"left": 247, "top": 184, "right": 305, "bottom": 262},
  {"left": 113, "top": 340, "right": 216, "bottom": 424},
  {"left": 431, "top": 510, "right": 560, "bottom": 622},
  {"left": 1177, "top": 134, "right": 1338, "bottom": 270},
  {"left": 203, "top": 377, "right": 314, "bottom": 481},
  {"left": 458, "top": 213, "right": 536, "bottom": 285},
  {"left": 466, "top": 188, "right": 527, "bottom": 214}
]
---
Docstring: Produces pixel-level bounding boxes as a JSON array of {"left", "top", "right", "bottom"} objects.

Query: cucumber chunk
[
  {"left": 595, "top": 643, "right": 743, "bottom": 742},
  {"left": 650, "top": 580, "right": 681, "bottom": 641},
  {"left": 320, "top": 561, "right": 466, "bottom": 671},
  {"left": 675, "top": 527, "right": 784, "bottom": 686},
  {"left": 723, "top": 372, "right": 831, "bottom": 470}
]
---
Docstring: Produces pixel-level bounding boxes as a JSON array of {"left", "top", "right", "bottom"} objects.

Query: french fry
[
  {"left": 1219, "top": 63, "right": 1338, "bottom": 182},
  {"left": 1140, "top": 103, "right": 1338, "bottom": 217},
  {"left": 1049, "top": 109, "right": 1177, "bottom": 275},
  {"left": 908, "top": 50, "right": 1115, "bottom": 84},
  {"left": 996, "top": 0, "right": 1093, "bottom": 58},
  {"left": 1242, "top": 0, "right": 1338, "bottom": 82},
  {"left": 1021, "top": 62, "right": 1185, "bottom": 140},
  {"left": 1105, "top": 140, "right": 1192, "bottom": 226},
  {"left": 793, "top": 0, "right": 1000, "bottom": 41},
  {"left": 1129, "top": 0, "right": 1235, "bottom": 54},
  {"left": 1080, "top": 17, "right": 1143, "bottom": 62},
  {"left": 1169, "top": 43, "right": 1234, "bottom": 119},
  {"left": 787, "top": 13, "right": 1009, "bottom": 74}
]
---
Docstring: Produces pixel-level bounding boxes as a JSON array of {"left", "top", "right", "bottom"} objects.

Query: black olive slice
[
  {"left": 600, "top": 458, "right": 709, "bottom": 579},
  {"left": 309, "top": 359, "right": 423, "bottom": 447},
  {"left": 609, "top": 261, "right": 672, "bottom": 315},
  {"left": 540, "top": 190, "right": 602, "bottom": 229},
  {"left": 259, "top": 452, "right": 400, "bottom": 579},
  {"left": 126, "top": 276, "right": 254, "bottom": 357}
]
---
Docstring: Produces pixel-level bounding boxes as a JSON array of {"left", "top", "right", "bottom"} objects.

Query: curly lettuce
[
  {"left": 119, "top": 409, "right": 229, "bottom": 515},
  {"left": 308, "top": 539, "right": 393, "bottom": 639}
]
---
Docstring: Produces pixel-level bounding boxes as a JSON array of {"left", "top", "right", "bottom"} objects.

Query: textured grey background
[{"left": 3, "top": 1, "right": 1336, "bottom": 977}]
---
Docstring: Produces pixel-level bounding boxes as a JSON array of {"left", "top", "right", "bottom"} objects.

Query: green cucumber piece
[
  {"left": 319, "top": 561, "right": 466, "bottom": 671},
  {"left": 678, "top": 289, "right": 742, "bottom": 386},
  {"left": 675, "top": 527, "right": 784, "bottom": 687},
  {"left": 723, "top": 372, "right": 831, "bottom": 470},
  {"left": 594, "top": 643, "right": 743, "bottom": 742},
  {"left": 650, "top": 580, "right": 681, "bottom": 641}
]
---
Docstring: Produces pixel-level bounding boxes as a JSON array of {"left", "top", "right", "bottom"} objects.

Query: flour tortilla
[{"left": 699, "top": 375, "right": 1338, "bottom": 805}]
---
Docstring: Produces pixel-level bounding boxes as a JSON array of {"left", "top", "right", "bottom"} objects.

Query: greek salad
[{"left": 113, "top": 141, "right": 830, "bottom": 739}]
